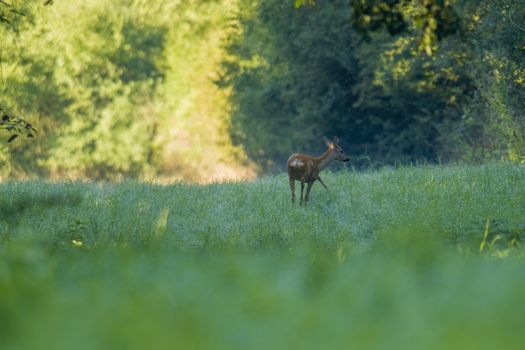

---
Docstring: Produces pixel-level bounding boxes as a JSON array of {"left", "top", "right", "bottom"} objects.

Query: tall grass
[{"left": 1, "top": 163, "right": 525, "bottom": 349}]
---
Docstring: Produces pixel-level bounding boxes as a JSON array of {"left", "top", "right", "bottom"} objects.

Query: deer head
[{"left": 324, "top": 136, "right": 349, "bottom": 162}]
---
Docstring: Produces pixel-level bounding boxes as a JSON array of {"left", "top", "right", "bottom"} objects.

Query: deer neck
[{"left": 317, "top": 148, "right": 336, "bottom": 171}]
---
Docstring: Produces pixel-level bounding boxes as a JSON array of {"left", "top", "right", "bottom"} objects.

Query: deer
[{"left": 287, "top": 136, "right": 349, "bottom": 205}]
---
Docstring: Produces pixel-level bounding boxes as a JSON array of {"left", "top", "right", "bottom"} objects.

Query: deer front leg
[
  {"left": 289, "top": 176, "right": 295, "bottom": 203},
  {"left": 300, "top": 180, "right": 305, "bottom": 205},
  {"left": 318, "top": 176, "right": 329, "bottom": 193},
  {"left": 304, "top": 182, "right": 314, "bottom": 205},
  {"left": 318, "top": 176, "right": 333, "bottom": 202}
]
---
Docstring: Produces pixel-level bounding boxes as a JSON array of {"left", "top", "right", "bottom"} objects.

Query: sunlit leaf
[{"left": 294, "top": 0, "right": 304, "bottom": 8}]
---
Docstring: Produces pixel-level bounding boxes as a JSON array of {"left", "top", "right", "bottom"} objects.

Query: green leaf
[
  {"left": 0, "top": 15, "right": 11, "bottom": 24},
  {"left": 9, "top": 8, "right": 26, "bottom": 16},
  {"left": 7, "top": 134, "right": 18, "bottom": 143}
]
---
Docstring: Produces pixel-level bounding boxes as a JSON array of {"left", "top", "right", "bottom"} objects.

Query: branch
[
  {"left": 509, "top": 7, "right": 525, "bottom": 33},
  {"left": 0, "top": 107, "right": 37, "bottom": 143}
]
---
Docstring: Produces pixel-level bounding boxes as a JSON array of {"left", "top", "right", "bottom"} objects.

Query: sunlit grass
[{"left": 1, "top": 163, "right": 525, "bottom": 349}]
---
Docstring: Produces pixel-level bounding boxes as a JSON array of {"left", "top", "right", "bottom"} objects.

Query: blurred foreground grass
[{"left": 1, "top": 163, "right": 525, "bottom": 349}]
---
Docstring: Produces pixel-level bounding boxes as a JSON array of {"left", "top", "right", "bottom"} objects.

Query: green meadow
[
  {"left": 1, "top": 1, "right": 524, "bottom": 349},
  {"left": 1, "top": 163, "right": 525, "bottom": 349}
]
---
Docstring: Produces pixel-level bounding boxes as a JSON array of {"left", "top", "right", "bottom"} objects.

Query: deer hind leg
[
  {"left": 300, "top": 180, "right": 305, "bottom": 205},
  {"left": 289, "top": 176, "right": 295, "bottom": 203},
  {"left": 304, "top": 181, "right": 314, "bottom": 205}
]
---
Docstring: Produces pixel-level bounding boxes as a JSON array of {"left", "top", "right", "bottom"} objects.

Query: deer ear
[
  {"left": 333, "top": 136, "right": 340, "bottom": 145},
  {"left": 323, "top": 136, "right": 332, "bottom": 147}
]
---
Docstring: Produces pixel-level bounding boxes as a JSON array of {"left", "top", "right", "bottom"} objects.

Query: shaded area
[{"left": 221, "top": 0, "right": 525, "bottom": 172}]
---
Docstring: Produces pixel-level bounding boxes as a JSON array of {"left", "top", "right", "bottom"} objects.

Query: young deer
[{"left": 287, "top": 137, "right": 349, "bottom": 205}]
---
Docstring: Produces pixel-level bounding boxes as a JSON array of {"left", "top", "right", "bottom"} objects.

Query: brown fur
[{"left": 287, "top": 137, "right": 349, "bottom": 205}]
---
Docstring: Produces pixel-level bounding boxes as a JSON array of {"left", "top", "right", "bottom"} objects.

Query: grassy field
[{"left": 1, "top": 163, "right": 525, "bottom": 349}]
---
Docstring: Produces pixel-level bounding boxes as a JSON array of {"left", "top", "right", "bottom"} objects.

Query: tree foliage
[
  {"left": 1, "top": 0, "right": 524, "bottom": 179},
  {"left": 221, "top": 0, "right": 525, "bottom": 170},
  {"left": 0, "top": 0, "right": 40, "bottom": 147},
  {"left": 0, "top": 0, "right": 251, "bottom": 181}
]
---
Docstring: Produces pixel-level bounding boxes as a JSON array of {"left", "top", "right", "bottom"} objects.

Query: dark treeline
[{"left": 221, "top": 0, "right": 525, "bottom": 171}]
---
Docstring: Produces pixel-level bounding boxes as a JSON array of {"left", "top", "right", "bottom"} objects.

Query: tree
[
  {"left": 221, "top": 0, "right": 525, "bottom": 171},
  {"left": 296, "top": 0, "right": 460, "bottom": 55},
  {"left": 0, "top": 1, "right": 40, "bottom": 144},
  {"left": 1, "top": 0, "right": 252, "bottom": 181}
]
